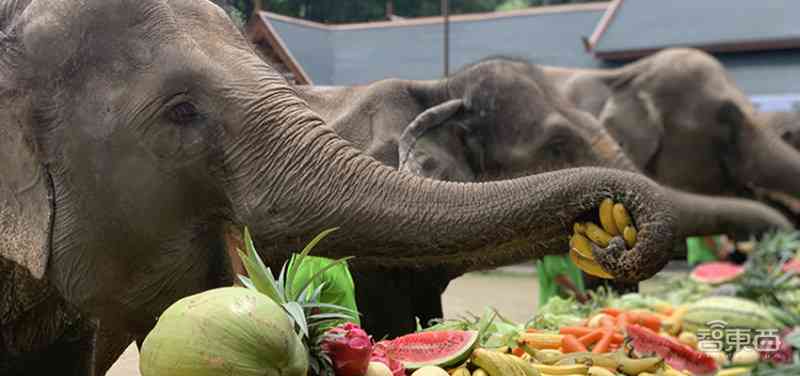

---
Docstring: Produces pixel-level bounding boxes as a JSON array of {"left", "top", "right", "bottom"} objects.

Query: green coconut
[{"left": 139, "top": 287, "right": 308, "bottom": 376}]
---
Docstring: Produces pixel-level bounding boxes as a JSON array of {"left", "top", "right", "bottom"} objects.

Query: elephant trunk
[
  {"left": 663, "top": 186, "right": 792, "bottom": 240},
  {"left": 227, "top": 71, "right": 677, "bottom": 282},
  {"left": 740, "top": 127, "right": 800, "bottom": 200},
  {"left": 593, "top": 130, "right": 792, "bottom": 241}
]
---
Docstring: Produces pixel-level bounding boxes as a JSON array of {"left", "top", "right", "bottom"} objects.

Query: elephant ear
[
  {"left": 596, "top": 75, "right": 664, "bottom": 170},
  {"left": 397, "top": 99, "right": 477, "bottom": 182},
  {"left": 0, "top": 98, "right": 52, "bottom": 280}
]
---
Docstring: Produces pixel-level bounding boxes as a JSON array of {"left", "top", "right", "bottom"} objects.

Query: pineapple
[
  {"left": 237, "top": 227, "right": 361, "bottom": 376},
  {"left": 733, "top": 231, "right": 800, "bottom": 324}
]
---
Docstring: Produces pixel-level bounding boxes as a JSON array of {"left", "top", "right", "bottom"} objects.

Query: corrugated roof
[
  {"left": 590, "top": 0, "right": 800, "bottom": 60},
  {"left": 250, "top": 3, "right": 800, "bottom": 96},
  {"left": 260, "top": 3, "right": 609, "bottom": 85}
]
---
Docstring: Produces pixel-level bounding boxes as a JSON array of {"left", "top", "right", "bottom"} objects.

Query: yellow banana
[
  {"left": 622, "top": 225, "right": 637, "bottom": 249},
  {"left": 587, "top": 366, "right": 615, "bottom": 376},
  {"left": 716, "top": 367, "right": 753, "bottom": 376},
  {"left": 570, "top": 233, "right": 595, "bottom": 260},
  {"left": 471, "top": 348, "right": 540, "bottom": 376},
  {"left": 661, "top": 370, "right": 684, "bottom": 376},
  {"left": 662, "top": 305, "right": 689, "bottom": 336},
  {"left": 554, "top": 353, "right": 617, "bottom": 369},
  {"left": 509, "top": 355, "right": 542, "bottom": 376},
  {"left": 527, "top": 348, "right": 563, "bottom": 365},
  {"left": 612, "top": 204, "right": 632, "bottom": 232},
  {"left": 472, "top": 369, "right": 488, "bottom": 376},
  {"left": 584, "top": 223, "right": 612, "bottom": 247},
  {"left": 598, "top": 198, "right": 620, "bottom": 236},
  {"left": 530, "top": 364, "right": 588, "bottom": 375},
  {"left": 573, "top": 222, "right": 587, "bottom": 235},
  {"left": 613, "top": 354, "right": 662, "bottom": 375},
  {"left": 569, "top": 249, "right": 613, "bottom": 279}
]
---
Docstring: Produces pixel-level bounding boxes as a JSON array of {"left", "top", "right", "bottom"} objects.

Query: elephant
[
  {"left": 0, "top": 0, "right": 692, "bottom": 373},
  {"left": 539, "top": 48, "right": 800, "bottom": 204},
  {"left": 296, "top": 57, "right": 791, "bottom": 330},
  {"left": 754, "top": 110, "right": 800, "bottom": 217}
]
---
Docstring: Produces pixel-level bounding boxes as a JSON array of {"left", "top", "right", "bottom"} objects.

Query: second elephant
[{"left": 297, "top": 56, "right": 792, "bottom": 333}]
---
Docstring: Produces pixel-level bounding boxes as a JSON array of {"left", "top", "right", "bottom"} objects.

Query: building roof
[
  {"left": 253, "top": 3, "right": 609, "bottom": 86},
  {"left": 588, "top": 0, "right": 800, "bottom": 60},
  {"left": 247, "top": 12, "right": 313, "bottom": 84},
  {"left": 247, "top": 2, "right": 800, "bottom": 96}
]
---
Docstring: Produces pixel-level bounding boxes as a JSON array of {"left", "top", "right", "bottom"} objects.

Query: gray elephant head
[
  {"left": 546, "top": 48, "right": 800, "bottom": 202},
  {"left": 1, "top": 1, "right": 685, "bottom": 370},
  {"left": 396, "top": 57, "right": 632, "bottom": 182},
  {"left": 762, "top": 110, "right": 800, "bottom": 152},
  {"left": 392, "top": 56, "right": 791, "bottom": 241}
]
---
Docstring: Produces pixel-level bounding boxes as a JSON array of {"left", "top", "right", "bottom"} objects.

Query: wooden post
[
  {"left": 254, "top": 0, "right": 262, "bottom": 13},
  {"left": 385, "top": 1, "right": 394, "bottom": 20},
  {"left": 442, "top": 0, "right": 449, "bottom": 77}
]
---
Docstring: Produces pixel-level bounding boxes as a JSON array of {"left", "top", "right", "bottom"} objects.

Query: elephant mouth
[{"left": 750, "top": 185, "right": 800, "bottom": 216}]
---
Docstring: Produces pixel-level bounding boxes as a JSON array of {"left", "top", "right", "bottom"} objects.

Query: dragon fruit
[
  {"left": 371, "top": 341, "right": 406, "bottom": 376},
  {"left": 321, "top": 322, "right": 374, "bottom": 376},
  {"left": 758, "top": 328, "right": 794, "bottom": 364}
]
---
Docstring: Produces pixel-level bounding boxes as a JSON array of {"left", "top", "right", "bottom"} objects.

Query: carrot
[
  {"left": 592, "top": 330, "right": 614, "bottom": 354},
  {"left": 601, "top": 307, "right": 623, "bottom": 317},
  {"left": 512, "top": 347, "right": 526, "bottom": 357},
  {"left": 561, "top": 334, "right": 588, "bottom": 353},
  {"left": 611, "top": 333, "right": 624, "bottom": 343},
  {"left": 600, "top": 316, "right": 616, "bottom": 330},
  {"left": 559, "top": 326, "right": 594, "bottom": 337},
  {"left": 525, "top": 327, "right": 538, "bottom": 333},
  {"left": 616, "top": 313, "right": 631, "bottom": 329},
  {"left": 628, "top": 311, "right": 662, "bottom": 332},
  {"left": 577, "top": 329, "right": 605, "bottom": 347}
]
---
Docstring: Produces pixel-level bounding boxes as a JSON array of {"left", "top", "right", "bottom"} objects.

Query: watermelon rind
[
  {"left": 388, "top": 330, "right": 479, "bottom": 370},
  {"left": 689, "top": 261, "right": 744, "bottom": 285}
]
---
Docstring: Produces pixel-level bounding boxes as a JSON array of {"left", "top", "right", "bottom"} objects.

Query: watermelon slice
[
  {"left": 382, "top": 330, "right": 478, "bottom": 370},
  {"left": 782, "top": 259, "right": 800, "bottom": 274},
  {"left": 626, "top": 324, "right": 718, "bottom": 375},
  {"left": 689, "top": 261, "right": 744, "bottom": 284}
]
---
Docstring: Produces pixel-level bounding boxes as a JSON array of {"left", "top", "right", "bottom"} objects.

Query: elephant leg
[
  {"left": 0, "top": 295, "right": 97, "bottom": 376},
  {"left": 93, "top": 323, "right": 135, "bottom": 376},
  {"left": 412, "top": 270, "right": 456, "bottom": 328},
  {"left": 352, "top": 269, "right": 418, "bottom": 338}
]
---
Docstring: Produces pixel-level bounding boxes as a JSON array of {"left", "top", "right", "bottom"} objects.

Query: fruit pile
[
  {"left": 137, "top": 220, "right": 800, "bottom": 376},
  {"left": 569, "top": 199, "right": 638, "bottom": 279}
]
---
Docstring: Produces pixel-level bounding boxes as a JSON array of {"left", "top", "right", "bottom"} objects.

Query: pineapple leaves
[
  {"left": 291, "top": 256, "right": 355, "bottom": 302},
  {"left": 237, "top": 233, "right": 284, "bottom": 304},
  {"left": 286, "top": 227, "right": 340, "bottom": 300},
  {"left": 284, "top": 301, "right": 310, "bottom": 339},
  {"left": 236, "top": 226, "right": 359, "bottom": 345}
]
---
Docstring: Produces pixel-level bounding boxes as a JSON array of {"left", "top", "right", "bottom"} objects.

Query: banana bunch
[
  {"left": 524, "top": 345, "right": 662, "bottom": 376},
  {"left": 471, "top": 348, "right": 541, "bottom": 376},
  {"left": 570, "top": 198, "right": 638, "bottom": 279}
]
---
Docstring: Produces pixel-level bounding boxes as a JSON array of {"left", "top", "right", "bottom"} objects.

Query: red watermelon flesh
[
  {"left": 690, "top": 261, "right": 744, "bottom": 284},
  {"left": 383, "top": 330, "right": 478, "bottom": 370},
  {"left": 782, "top": 259, "right": 800, "bottom": 274}
]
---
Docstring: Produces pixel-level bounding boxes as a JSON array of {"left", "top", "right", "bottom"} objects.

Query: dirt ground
[{"left": 107, "top": 265, "right": 681, "bottom": 376}]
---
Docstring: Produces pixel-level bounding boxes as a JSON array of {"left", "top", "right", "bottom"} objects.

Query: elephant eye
[{"left": 167, "top": 102, "right": 200, "bottom": 125}]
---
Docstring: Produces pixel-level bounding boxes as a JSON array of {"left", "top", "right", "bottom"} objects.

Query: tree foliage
[{"left": 220, "top": 0, "right": 604, "bottom": 24}]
